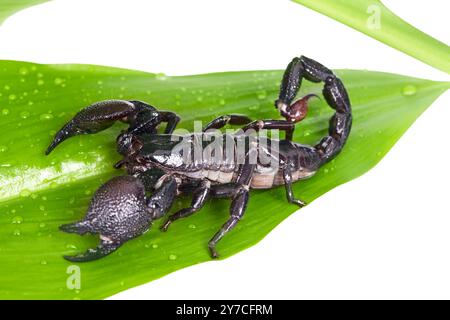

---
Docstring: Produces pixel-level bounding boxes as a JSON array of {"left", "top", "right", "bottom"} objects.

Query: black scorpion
[{"left": 46, "top": 56, "right": 352, "bottom": 261}]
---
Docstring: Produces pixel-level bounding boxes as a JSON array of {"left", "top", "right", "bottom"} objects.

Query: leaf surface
[
  {"left": 0, "top": 0, "right": 49, "bottom": 25},
  {"left": 0, "top": 61, "right": 447, "bottom": 299}
]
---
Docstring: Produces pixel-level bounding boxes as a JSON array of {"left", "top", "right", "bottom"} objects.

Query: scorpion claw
[
  {"left": 59, "top": 175, "right": 177, "bottom": 262},
  {"left": 63, "top": 240, "right": 122, "bottom": 262},
  {"left": 45, "top": 122, "right": 78, "bottom": 155},
  {"left": 59, "top": 220, "right": 92, "bottom": 235},
  {"left": 46, "top": 100, "right": 138, "bottom": 154},
  {"left": 60, "top": 176, "right": 153, "bottom": 262}
]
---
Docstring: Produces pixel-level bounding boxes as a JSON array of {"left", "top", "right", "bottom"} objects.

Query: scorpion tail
[
  {"left": 276, "top": 56, "right": 352, "bottom": 163},
  {"left": 315, "top": 75, "right": 352, "bottom": 164}
]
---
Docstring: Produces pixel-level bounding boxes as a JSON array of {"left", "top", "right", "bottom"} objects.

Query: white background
[{"left": 0, "top": 0, "right": 448, "bottom": 299}]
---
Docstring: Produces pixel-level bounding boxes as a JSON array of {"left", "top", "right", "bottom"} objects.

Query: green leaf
[
  {"left": 292, "top": 0, "right": 450, "bottom": 74},
  {"left": 0, "top": 0, "right": 50, "bottom": 25},
  {"left": 0, "top": 61, "right": 448, "bottom": 299}
]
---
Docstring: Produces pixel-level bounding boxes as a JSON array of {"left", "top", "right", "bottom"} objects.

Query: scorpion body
[
  {"left": 46, "top": 56, "right": 351, "bottom": 261},
  {"left": 130, "top": 133, "right": 321, "bottom": 189}
]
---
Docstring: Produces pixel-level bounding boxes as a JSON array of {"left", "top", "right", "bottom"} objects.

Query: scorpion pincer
[{"left": 46, "top": 56, "right": 352, "bottom": 261}]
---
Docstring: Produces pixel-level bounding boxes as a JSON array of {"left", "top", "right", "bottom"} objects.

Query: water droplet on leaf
[
  {"left": 12, "top": 216, "right": 23, "bottom": 224},
  {"left": 19, "top": 67, "right": 28, "bottom": 75},
  {"left": 257, "top": 91, "right": 267, "bottom": 100},
  {"left": 20, "top": 189, "right": 31, "bottom": 197},
  {"left": 40, "top": 113, "right": 54, "bottom": 120},
  {"left": 156, "top": 73, "right": 167, "bottom": 81},
  {"left": 20, "top": 111, "right": 30, "bottom": 119},
  {"left": 402, "top": 85, "right": 417, "bottom": 96},
  {"left": 168, "top": 254, "right": 177, "bottom": 260}
]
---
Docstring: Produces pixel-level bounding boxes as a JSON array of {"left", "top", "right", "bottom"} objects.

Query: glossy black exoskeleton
[{"left": 47, "top": 56, "right": 351, "bottom": 261}]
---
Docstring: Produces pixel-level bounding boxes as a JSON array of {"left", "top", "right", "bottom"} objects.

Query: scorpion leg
[
  {"left": 133, "top": 169, "right": 166, "bottom": 192},
  {"left": 208, "top": 149, "right": 256, "bottom": 259},
  {"left": 203, "top": 56, "right": 324, "bottom": 139},
  {"left": 147, "top": 175, "right": 178, "bottom": 220},
  {"left": 282, "top": 165, "right": 306, "bottom": 207},
  {"left": 207, "top": 183, "right": 250, "bottom": 259},
  {"left": 46, "top": 100, "right": 179, "bottom": 154},
  {"left": 61, "top": 175, "right": 177, "bottom": 262},
  {"left": 240, "top": 92, "right": 316, "bottom": 141},
  {"left": 159, "top": 111, "right": 181, "bottom": 134},
  {"left": 242, "top": 119, "right": 296, "bottom": 141},
  {"left": 160, "top": 180, "right": 211, "bottom": 231},
  {"left": 203, "top": 114, "right": 252, "bottom": 132},
  {"left": 124, "top": 104, "right": 180, "bottom": 136}
]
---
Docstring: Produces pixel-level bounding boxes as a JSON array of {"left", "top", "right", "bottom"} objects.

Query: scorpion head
[
  {"left": 122, "top": 134, "right": 186, "bottom": 169},
  {"left": 113, "top": 132, "right": 146, "bottom": 171},
  {"left": 116, "top": 132, "right": 144, "bottom": 156},
  {"left": 115, "top": 133, "right": 186, "bottom": 172}
]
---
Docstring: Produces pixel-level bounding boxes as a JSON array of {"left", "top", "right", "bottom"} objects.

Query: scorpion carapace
[{"left": 46, "top": 56, "right": 352, "bottom": 261}]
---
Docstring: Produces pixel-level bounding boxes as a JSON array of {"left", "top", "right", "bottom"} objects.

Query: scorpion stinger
[
  {"left": 203, "top": 57, "right": 324, "bottom": 141},
  {"left": 45, "top": 99, "right": 179, "bottom": 155}
]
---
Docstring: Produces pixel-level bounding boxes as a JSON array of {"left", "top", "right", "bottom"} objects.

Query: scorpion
[{"left": 46, "top": 56, "right": 352, "bottom": 262}]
